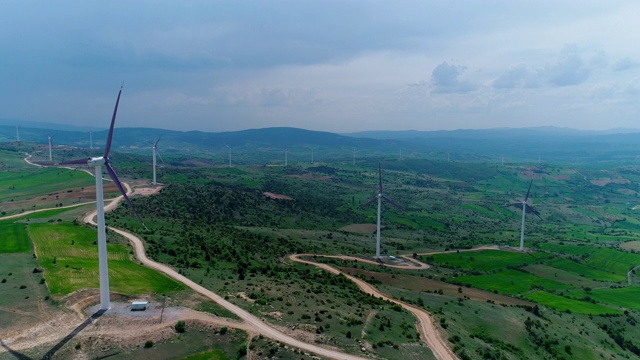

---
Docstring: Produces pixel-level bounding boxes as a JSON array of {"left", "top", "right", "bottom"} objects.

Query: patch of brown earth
[
  {"left": 263, "top": 192, "right": 294, "bottom": 200},
  {"left": 338, "top": 224, "right": 377, "bottom": 233}
]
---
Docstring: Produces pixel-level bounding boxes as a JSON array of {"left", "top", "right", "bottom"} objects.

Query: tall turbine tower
[
  {"left": 47, "top": 134, "right": 56, "bottom": 161},
  {"left": 363, "top": 163, "right": 402, "bottom": 259},
  {"left": 505, "top": 180, "right": 541, "bottom": 251},
  {"left": 151, "top": 136, "right": 164, "bottom": 185},
  {"left": 89, "top": 130, "right": 93, "bottom": 149},
  {"left": 58, "top": 85, "right": 145, "bottom": 310},
  {"left": 225, "top": 145, "right": 232, "bottom": 167},
  {"left": 16, "top": 124, "right": 20, "bottom": 142},
  {"left": 308, "top": 146, "right": 318, "bottom": 164}
]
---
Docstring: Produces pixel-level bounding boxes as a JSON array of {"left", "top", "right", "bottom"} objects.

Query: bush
[
  {"left": 75, "top": 342, "right": 81, "bottom": 350},
  {"left": 19, "top": 285, "right": 27, "bottom": 289},
  {"left": 174, "top": 320, "right": 186, "bottom": 333},
  {"left": 144, "top": 340, "right": 153, "bottom": 348},
  {"left": 220, "top": 327, "right": 228, "bottom": 335}
]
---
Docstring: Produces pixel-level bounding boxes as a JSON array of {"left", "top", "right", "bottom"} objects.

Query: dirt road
[{"left": 290, "top": 254, "right": 457, "bottom": 360}]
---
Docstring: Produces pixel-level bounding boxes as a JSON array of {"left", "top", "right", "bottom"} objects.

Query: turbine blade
[
  {"left": 57, "top": 158, "right": 90, "bottom": 165},
  {"left": 104, "top": 161, "right": 145, "bottom": 226},
  {"left": 524, "top": 180, "right": 533, "bottom": 202},
  {"left": 361, "top": 196, "right": 378, "bottom": 208},
  {"left": 525, "top": 204, "right": 542, "bottom": 220},
  {"left": 155, "top": 148, "right": 165, "bottom": 164},
  {"left": 382, "top": 194, "right": 402, "bottom": 210},
  {"left": 504, "top": 202, "right": 522, "bottom": 207},
  {"left": 103, "top": 85, "right": 123, "bottom": 158},
  {"left": 154, "top": 135, "right": 162, "bottom": 147}
]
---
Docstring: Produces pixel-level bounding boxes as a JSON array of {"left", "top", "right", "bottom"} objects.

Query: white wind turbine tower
[
  {"left": 284, "top": 148, "right": 288, "bottom": 166},
  {"left": 308, "top": 146, "right": 318, "bottom": 164},
  {"left": 505, "top": 180, "right": 541, "bottom": 251},
  {"left": 58, "top": 85, "right": 145, "bottom": 310},
  {"left": 225, "top": 144, "right": 232, "bottom": 167},
  {"left": 47, "top": 133, "right": 56, "bottom": 161},
  {"left": 362, "top": 163, "right": 402, "bottom": 259},
  {"left": 151, "top": 136, "right": 164, "bottom": 185},
  {"left": 89, "top": 130, "right": 93, "bottom": 149},
  {"left": 16, "top": 124, "right": 20, "bottom": 142}
]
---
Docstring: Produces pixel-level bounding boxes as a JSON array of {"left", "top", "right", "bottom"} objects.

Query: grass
[
  {"left": 28, "top": 222, "right": 185, "bottom": 296},
  {"left": 0, "top": 222, "right": 30, "bottom": 253},
  {"left": 453, "top": 269, "right": 570, "bottom": 295},
  {"left": 428, "top": 250, "right": 547, "bottom": 271},
  {"left": 584, "top": 248, "right": 640, "bottom": 275},
  {"left": 0, "top": 168, "right": 95, "bottom": 202},
  {"left": 569, "top": 287, "right": 640, "bottom": 312},
  {"left": 524, "top": 290, "right": 620, "bottom": 315},
  {"left": 544, "top": 257, "right": 626, "bottom": 282},
  {"left": 521, "top": 264, "right": 608, "bottom": 289},
  {"left": 0, "top": 253, "right": 53, "bottom": 333}
]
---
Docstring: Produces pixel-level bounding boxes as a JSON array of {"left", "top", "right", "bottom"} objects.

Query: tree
[{"left": 174, "top": 320, "right": 186, "bottom": 333}]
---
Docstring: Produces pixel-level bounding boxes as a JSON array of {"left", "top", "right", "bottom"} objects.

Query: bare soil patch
[
  {"left": 621, "top": 241, "right": 640, "bottom": 252},
  {"left": 590, "top": 178, "right": 630, "bottom": 186},
  {"left": 263, "top": 192, "right": 294, "bottom": 200},
  {"left": 339, "top": 224, "right": 377, "bottom": 233}
]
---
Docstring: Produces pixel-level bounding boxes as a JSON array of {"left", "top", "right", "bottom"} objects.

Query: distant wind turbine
[
  {"left": 284, "top": 148, "right": 288, "bottom": 166},
  {"left": 58, "top": 85, "right": 145, "bottom": 310},
  {"left": 225, "top": 144, "right": 232, "bottom": 167},
  {"left": 16, "top": 124, "right": 20, "bottom": 142},
  {"left": 89, "top": 130, "right": 93, "bottom": 150},
  {"left": 505, "top": 180, "right": 541, "bottom": 251},
  {"left": 151, "top": 136, "right": 164, "bottom": 185},
  {"left": 362, "top": 163, "right": 402, "bottom": 259},
  {"left": 47, "top": 133, "right": 56, "bottom": 161},
  {"left": 308, "top": 146, "right": 318, "bottom": 164}
]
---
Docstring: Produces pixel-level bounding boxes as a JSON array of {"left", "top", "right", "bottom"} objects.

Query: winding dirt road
[{"left": 290, "top": 255, "right": 456, "bottom": 360}]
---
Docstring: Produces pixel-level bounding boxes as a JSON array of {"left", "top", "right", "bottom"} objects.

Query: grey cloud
[
  {"left": 612, "top": 57, "right": 640, "bottom": 71},
  {"left": 430, "top": 62, "right": 475, "bottom": 94},
  {"left": 492, "top": 64, "right": 540, "bottom": 89},
  {"left": 546, "top": 44, "right": 591, "bottom": 86}
]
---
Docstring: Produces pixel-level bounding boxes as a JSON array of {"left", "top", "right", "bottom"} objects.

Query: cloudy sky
[{"left": 2, "top": 1, "right": 640, "bottom": 133}]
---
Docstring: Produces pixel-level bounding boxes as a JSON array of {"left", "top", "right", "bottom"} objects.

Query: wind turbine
[
  {"left": 150, "top": 136, "right": 164, "bottom": 185},
  {"left": 58, "top": 85, "right": 144, "bottom": 310},
  {"left": 16, "top": 124, "right": 20, "bottom": 142},
  {"left": 284, "top": 148, "right": 288, "bottom": 166},
  {"left": 362, "top": 163, "right": 402, "bottom": 259},
  {"left": 89, "top": 130, "right": 93, "bottom": 150},
  {"left": 225, "top": 144, "right": 232, "bottom": 167},
  {"left": 308, "top": 146, "right": 318, "bottom": 164},
  {"left": 47, "top": 133, "right": 56, "bottom": 161},
  {"left": 505, "top": 180, "right": 541, "bottom": 251}
]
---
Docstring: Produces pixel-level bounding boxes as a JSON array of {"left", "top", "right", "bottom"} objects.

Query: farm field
[
  {"left": 0, "top": 222, "right": 30, "bottom": 253},
  {"left": 543, "top": 257, "right": 626, "bottom": 282},
  {"left": 453, "top": 269, "right": 570, "bottom": 295},
  {"left": 569, "top": 287, "right": 640, "bottom": 312},
  {"left": 524, "top": 290, "right": 620, "bottom": 315},
  {"left": 426, "top": 250, "right": 549, "bottom": 271},
  {"left": 27, "top": 222, "right": 185, "bottom": 296}
]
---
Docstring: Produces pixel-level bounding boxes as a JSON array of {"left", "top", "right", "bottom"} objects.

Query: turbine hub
[{"left": 89, "top": 156, "right": 105, "bottom": 165}]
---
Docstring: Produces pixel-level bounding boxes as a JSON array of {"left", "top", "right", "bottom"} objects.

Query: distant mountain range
[{"left": 2, "top": 123, "right": 640, "bottom": 164}]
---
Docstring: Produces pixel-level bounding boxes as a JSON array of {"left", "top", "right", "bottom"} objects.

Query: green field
[
  {"left": 28, "top": 222, "right": 185, "bottom": 296},
  {"left": 584, "top": 248, "right": 640, "bottom": 275},
  {"left": 0, "top": 167, "right": 95, "bottom": 202},
  {"left": 429, "top": 250, "right": 547, "bottom": 271},
  {"left": 0, "top": 222, "right": 30, "bottom": 253},
  {"left": 454, "top": 269, "right": 570, "bottom": 295},
  {"left": 544, "top": 257, "right": 626, "bottom": 282},
  {"left": 570, "top": 287, "right": 640, "bottom": 312},
  {"left": 524, "top": 290, "right": 620, "bottom": 315},
  {"left": 522, "top": 264, "right": 609, "bottom": 289}
]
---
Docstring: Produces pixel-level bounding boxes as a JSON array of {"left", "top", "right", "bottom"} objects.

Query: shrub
[
  {"left": 220, "top": 327, "right": 228, "bottom": 335},
  {"left": 174, "top": 320, "right": 186, "bottom": 333},
  {"left": 144, "top": 340, "right": 153, "bottom": 348},
  {"left": 19, "top": 285, "right": 27, "bottom": 289}
]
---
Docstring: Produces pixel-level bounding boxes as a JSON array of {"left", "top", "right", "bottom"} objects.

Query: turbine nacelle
[{"left": 89, "top": 157, "right": 106, "bottom": 165}]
